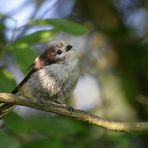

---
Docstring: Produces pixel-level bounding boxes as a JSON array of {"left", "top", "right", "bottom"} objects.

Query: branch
[{"left": 0, "top": 93, "right": 148, "bottom": 132}]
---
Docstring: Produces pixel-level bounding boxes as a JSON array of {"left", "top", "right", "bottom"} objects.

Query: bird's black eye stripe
[
  {"left": 66, "top": 45, "right": 72, "bottom": 51},
  {"left": 57, "top": 50, "right": 62, "bottom": 54}
]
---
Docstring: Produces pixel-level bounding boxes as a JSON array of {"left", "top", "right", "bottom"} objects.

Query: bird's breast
[{"left": 19, "top": 63, "right": 79, "bottom": 101}]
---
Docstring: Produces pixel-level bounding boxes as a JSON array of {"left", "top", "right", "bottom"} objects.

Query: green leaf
[
  {"left": 27, "top": 117, "right": 66, "bottom": 139},
  {"left": 22, "top": 139, "right": 62, "bottom": 148},
  {"left": 27, "top": 117, "right": 87, "bottom": 139},
  {"left": 29, "top": 19, "right": 88, "bottom": 36},
  {"left": 0, "top": 69, "right": 15, "bottom": 92},
  {"left": 14, "top": 29, "right": 58, "bottom": 45},
  {"left": 4, "top": 112, "right": 29, "bottom": 134},
  {"left": 105, "top": 133, "right": 131, "bottom": 148},
  {"left": 10, "top": 47, "right": 37, "bottom": 73},
  {"left": 0, "top": 131, "right": 20, "bottom": 148}
]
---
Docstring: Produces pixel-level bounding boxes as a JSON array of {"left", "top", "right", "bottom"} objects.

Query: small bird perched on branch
[{"left": 0, "top": 41, "right": 80, "bottom": 118}]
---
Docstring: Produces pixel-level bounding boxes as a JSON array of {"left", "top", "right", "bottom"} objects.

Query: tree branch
[{"left": 0, "top": 93, "right": 148, "bottom": 132}]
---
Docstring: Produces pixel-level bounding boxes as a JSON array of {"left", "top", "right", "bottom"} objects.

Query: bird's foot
[{"left": 53, "top": 100, "right": 74, "bottom": 114}]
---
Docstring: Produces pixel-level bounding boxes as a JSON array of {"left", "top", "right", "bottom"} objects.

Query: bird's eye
[
  {"left": 66, "top": 45, "right": 72, "bottom": 51},
  {"left": 57, "top": 50, "right": 62, "bottom": 55}
]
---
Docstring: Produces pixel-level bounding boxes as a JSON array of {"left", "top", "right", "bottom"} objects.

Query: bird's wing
[
  {"left": 11, "top": 63, "right": 37, "bottom": 94},
  {"left": 11, "top": 48, "right": 57, "bottom": 94}
]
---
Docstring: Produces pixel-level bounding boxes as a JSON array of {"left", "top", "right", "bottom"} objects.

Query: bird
[{"left": 0, "top": 41, "right": 80, "bottom": 118}]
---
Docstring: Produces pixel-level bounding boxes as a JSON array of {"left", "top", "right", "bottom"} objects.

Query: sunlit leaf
[
  {"left": 29, "top": 19, "right": 88, "bottom": 36},
  {"left": 14, "top": 29, "right": 58, "bottom": 45}
]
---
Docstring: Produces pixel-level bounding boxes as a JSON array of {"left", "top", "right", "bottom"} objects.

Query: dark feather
[{"left": 11, "top": 64, "right": 36, "bottom": 94}]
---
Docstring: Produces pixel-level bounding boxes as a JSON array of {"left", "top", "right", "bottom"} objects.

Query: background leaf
[
  {"left": 4, "top": 112, "right": 29, "bottom": 134},
  {"left": 0, "top": 131, "right": 20, "bottom": 148},
  {"left": 10, "top": 47, "right": 37, "bottom": 73},
  {"left": 0, "top": 69, "right": 15, "bottom": 92},
  {"left": 29, "top": 19, "right": 88, "bottom": 36},
  {"left": 22, "top": 139, "right": 62, "bottom": 148},
  {"left": 27, "top": 117, "right": 87, "bottom": 139},
  {"left": 13, "top": 29, "right": 58, "bottom": 45}
]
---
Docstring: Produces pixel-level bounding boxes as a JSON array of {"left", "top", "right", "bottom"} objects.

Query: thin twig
[{"left": 0, "top": 93, "right": 148, "bottom": 132}]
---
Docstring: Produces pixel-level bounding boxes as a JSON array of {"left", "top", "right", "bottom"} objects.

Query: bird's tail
[
  {"left": 0, "top": 88, "right": 18, "bottom": 118},
  {"left": 0, "top": 103, "right": 14, "bottom": 118}
]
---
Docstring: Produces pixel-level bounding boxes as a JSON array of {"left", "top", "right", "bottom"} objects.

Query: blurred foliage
[
  {"left": 29, "top": 19, "right": 88, "bottom": 35},
  {"left": 0, "top": 0, "right": 148, "bottom": 148},
  {"left": 0, "top": 69, "right": 16, "bottom": 92},
  {"left": 3, "top": 112, "right": 144, "bottom": 148},
  {"left": 0, "top": 131, "right": 20, "bottom": 148},
  {"left": 13, "top": 29, "right": 58, "bottom": 45}
]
